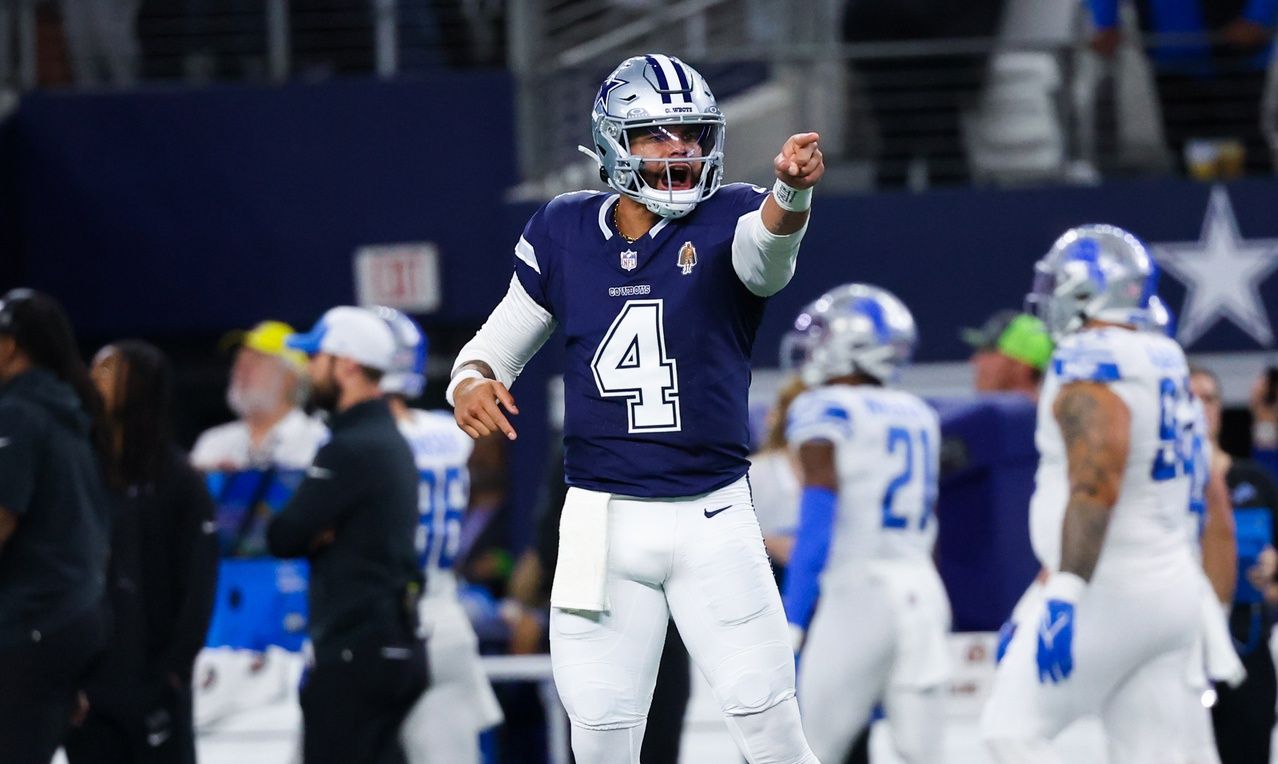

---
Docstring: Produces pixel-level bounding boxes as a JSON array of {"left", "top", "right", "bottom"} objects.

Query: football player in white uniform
[
  {"left": 780, "top": 284, "right": 950, "bottom": 764},
  {"left": 980, "top": 225, "right": 1210, "bottom": 763},
  {"left": 376, "top": 308, "right": 503, "bottom": 764}
]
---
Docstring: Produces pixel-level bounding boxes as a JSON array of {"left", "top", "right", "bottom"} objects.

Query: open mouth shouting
[{"left": 659, "top": 162, "right": 695, "bottom": 191}]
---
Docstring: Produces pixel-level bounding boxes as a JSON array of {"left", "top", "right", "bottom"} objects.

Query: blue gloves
[
  {"left": 1035, "top": 572, "right": 1086, "bottom": 684},
  {"left": 1036, "top": 600, "right": 1075, "bottom": 683}
]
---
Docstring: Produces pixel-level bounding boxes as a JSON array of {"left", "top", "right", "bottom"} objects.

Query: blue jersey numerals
[
  {"left": 416, "top": 466, "right": 467, "bottom": 571},
  {"left": 881, "top": 426, "right": 937, "bottom": 531},
  {"left": 1152, "top": 376, "right": 1194, "bottom": 482}
]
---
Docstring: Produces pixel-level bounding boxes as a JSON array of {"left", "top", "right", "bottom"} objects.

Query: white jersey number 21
[{"left": 591, "top": 299, "right": 682, "bottom": 433}]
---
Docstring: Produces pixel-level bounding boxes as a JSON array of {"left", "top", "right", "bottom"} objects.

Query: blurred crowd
[{"left": 14, "top": 0, "right": 1278, "bottom": 185}]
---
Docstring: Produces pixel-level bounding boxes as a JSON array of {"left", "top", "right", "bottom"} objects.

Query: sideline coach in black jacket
[
  {"left": 267, "top": 306, "right": 427, "bottom": 764},
  {"left": 0, "top": 290, "right": 112, "bottom": 764}
]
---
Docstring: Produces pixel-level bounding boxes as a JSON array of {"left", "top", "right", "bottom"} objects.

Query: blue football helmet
[
  {"left": 781, "top": 283, "right": 918, "bottom": 386},
  {"left": 584, "top": 53, "right": 725, "bottom": 219},
  {"left": 374, "top": 306, "right": 427, "bottom": 398},
  {"left": 1026, "top": 224, "right": 1159, "bottom": 340}
]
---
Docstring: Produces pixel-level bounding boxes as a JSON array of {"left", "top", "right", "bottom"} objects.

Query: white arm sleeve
[
  {"left": 451, "top": 275, "right": 557, "bottom": 389},
  {"left": 731, "top": 208, "right": 808, "bottom": 297}
]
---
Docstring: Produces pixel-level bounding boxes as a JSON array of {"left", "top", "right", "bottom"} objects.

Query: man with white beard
[{"left": 192, "top": 320, "right": 327, "bottom": 471}]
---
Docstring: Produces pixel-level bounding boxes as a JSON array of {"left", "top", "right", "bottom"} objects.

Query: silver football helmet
[
  {"left": 781, "top": 283, "right": 918, "bottom": 386},
  {"left": 583, "top": 54, "right": 725, "bottom": 219},
  {"left": 372, "top": 306, "right": 428, "bottom": 398},
  {"left": 1026, "top": 224, "right": 1159, "bottom": 340}
]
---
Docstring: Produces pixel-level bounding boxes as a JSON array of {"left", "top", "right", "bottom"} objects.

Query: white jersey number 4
[{"left": 591, "top": 299, "right": 682, "bottom": 433}]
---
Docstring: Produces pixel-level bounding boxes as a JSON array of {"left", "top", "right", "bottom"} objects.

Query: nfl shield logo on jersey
[
  {"left": 678, "top": 241, "right": 697, "bottom": 275},
  {"left": 620, "top": 249, "right": 638, "bottom": 271}
]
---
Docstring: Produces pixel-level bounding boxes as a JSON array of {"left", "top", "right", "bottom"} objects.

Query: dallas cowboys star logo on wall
[{"left": 1153, "top": 185, "right": 1278, "bottom": 347}]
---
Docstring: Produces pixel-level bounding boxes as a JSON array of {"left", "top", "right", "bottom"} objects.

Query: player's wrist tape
[
  {"left": 772, "top": 179, "right": 812, "bottom": 213},
  {"left": 1254, "top": 420, "right": 1278, "bottom": 449},
  {"left": 1042, "top": 571, "right": 1086, "bottom": 603},
  {"left": 445, "top": 369, "right": 486, "bottom": 407}
]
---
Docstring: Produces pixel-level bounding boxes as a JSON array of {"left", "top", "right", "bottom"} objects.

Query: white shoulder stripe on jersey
[
  {"left": 650, "top": 217, "right": 671, "bottom": 238},
  {"left": 598, "top": 194, "right": 619, "bottom": 240},
  {"left": 515, "top": 236, "right": 540, "bottom": 274}
]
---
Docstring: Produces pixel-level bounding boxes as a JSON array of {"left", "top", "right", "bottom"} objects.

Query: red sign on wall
[{"left": 353, "top": 243, "right": 441, "bottom": 313}]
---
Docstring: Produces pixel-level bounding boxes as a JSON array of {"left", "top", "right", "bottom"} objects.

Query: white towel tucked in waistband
[
  {"left": 550, "top": 486, "right": 611, "bottom": 613},
  {"left": 1198, "top": 576, "right": 1246, "bottom": 688}
]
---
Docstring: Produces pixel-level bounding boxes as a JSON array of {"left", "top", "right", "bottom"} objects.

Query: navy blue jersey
[{"left": 515, "top": 184, "right": 772, "bottom": 498}]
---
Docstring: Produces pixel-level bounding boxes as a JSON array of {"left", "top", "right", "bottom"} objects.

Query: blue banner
[{"left": 4, "top": 75, "right": 517, "bottom": 334}]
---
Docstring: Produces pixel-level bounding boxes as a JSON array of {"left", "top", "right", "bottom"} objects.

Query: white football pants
[
  {"left": 981, "top": 567, "right": 1211, "bottom": 764},
  {"left": 549, "top": 476, "right": 818, "bottom": 764},
  {"left": 799, "top": 578, "right": 945, "bottom": 764}
]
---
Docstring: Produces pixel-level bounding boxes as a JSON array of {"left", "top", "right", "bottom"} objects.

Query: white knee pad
[
  {"left": 556, "top": 660, "right": 648, "bottom": 729},
  {"left": 722, "top": 696, "right": 819, "bottom": 764},
  {"left": 709, "top": 638, "right": 796, "bottom": 715},
  {"left": 569, "top": 721, "right": 646, "bottom": 764}
]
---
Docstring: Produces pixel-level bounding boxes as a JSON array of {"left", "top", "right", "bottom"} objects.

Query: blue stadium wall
[{"left": 4, "top": 75, "right": 1277, "bottom": 627}]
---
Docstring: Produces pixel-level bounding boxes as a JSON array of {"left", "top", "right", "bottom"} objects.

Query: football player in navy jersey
[{"left": 448, "top": 53, "right": 823, "bottom": 764}]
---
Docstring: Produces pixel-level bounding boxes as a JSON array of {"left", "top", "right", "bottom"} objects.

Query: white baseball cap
[{"left": 286, "top": 306, "right": 397, "bottom": 371}]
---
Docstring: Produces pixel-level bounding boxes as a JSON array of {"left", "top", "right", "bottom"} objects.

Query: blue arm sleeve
[
  {"left": 781, "top": 486, "right": 838, "bottom": 630},
  {"left": 1087, "top": 0, "right": 1119, "bottom": 28},
  {"left": 1254, "top": 447, "right": 1278, "bottom": 485}
]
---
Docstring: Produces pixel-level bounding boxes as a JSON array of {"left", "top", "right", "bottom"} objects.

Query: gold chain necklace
[{"left": 613, "top": 201, "right": 639, "bottom": 244}]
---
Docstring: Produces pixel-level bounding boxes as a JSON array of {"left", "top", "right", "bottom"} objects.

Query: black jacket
[
  {"left": 80, "top": 446, "right": 219, "bottom": 735},
  {"left": 267, "top": 398, "right": 420, "bottom": 652},
  {"left": 0, "top": 369, "right": 110, "bottom": 649}
]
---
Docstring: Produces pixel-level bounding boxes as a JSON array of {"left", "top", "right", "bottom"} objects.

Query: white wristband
[
  {"left": 445, "top": 369, "right": 485, "bottom": 408},
  {"left": 772, "top": 179, "right": 812, "bottom": 212},
  {"left": 1255, "top": 420, "right": 1278, "bottom": 449},
  {"left": 1043, "top": 571, "right": 1086, "bottom": 603}
]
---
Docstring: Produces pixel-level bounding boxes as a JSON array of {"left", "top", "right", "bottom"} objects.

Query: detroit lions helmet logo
[{"left": 677, "top": 241, "right": 697, "bottom": 275}]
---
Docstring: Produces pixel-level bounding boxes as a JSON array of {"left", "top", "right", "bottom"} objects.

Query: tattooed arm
[
  {"left": 1055, "top": 381, "right": 1131, "bottom": 581},
  {"left": 1201, "top": 466, "right": 1236, "bottom": 604}
]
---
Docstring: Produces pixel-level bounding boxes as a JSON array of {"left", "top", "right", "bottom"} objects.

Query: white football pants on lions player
[
  {"left": 799, "top": 569, "right": 949, "bottom": 764},
  {"left": 401, "top": 586, "right": 503, "bottom": 764},
  {"left": 980, "top": 567, "right": 1208, "bottom": 764},
  {"left": 549, "top": 477, "right": 818, "bottom": 764}
]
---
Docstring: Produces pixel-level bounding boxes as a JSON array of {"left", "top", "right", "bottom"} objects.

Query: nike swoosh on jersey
[{"left": 703, "top": 505, "right": 732, "bottom": 518}]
